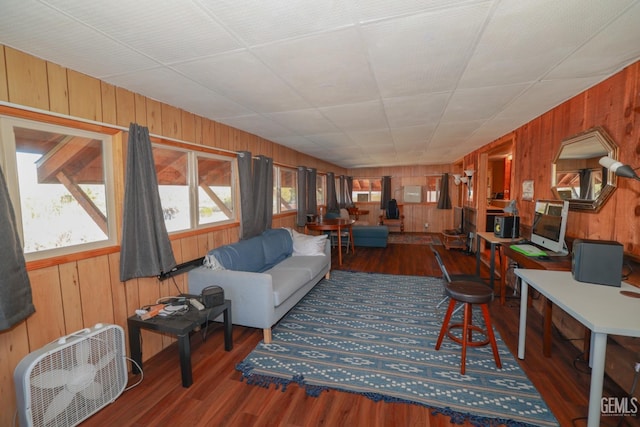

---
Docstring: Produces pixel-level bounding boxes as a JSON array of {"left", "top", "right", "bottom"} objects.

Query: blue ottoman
[{"left": 352, "top": 225, "right": 389, "bottom": 248}]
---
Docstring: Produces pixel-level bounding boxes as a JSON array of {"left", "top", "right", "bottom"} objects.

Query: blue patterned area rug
[{"left": 237, "top": 271, "right": 558, "bottom": 427}]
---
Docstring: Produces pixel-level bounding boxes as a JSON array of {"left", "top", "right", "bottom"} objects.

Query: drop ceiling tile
[
  {"left": 217, "top": 115, "right": 297, "bottom": 139},
  {"left": 42, "top": 0, "right": 242, "bottom": 63},
  {"left": 391, "top": 125, "right": 437, "bottom": 147},
  {"left": 459, "top": 0, "right": 637, "bottom": 88},
  {"left": 383, "top": 92, "right": 450, "bottom": 128},
  {"left": 362, "top": 2, "right": 491, "bottom": 97},
  {"left": 347, "top": 129, "right": 394, "bottom": 148},
  {"left": 430, "top": 120, "right": 485, "bottom": 147},
  {"left": 306, "top": 133, "right": 354, "bottom": 148},
  {"left": 265, "top": 109, "right": 340, "bottom": 135},
  {"left": 352, "top": 0, "right": 485, "bottom": 24},
  {"left": 320, "top": 101, "right": 388, "bottom": 132},
  {"left": 440, "top": 83, "right": 528, "bottom": 123},
  {"left": 0, "top": 0, "right": 158, "bottom": 78},
  {"left": 546, "top": 2, "right": 640, "bottom": 79},
  {"left": 254, "top": 28, "right": 379, "bottom": 107},
  {"left": 106, "top": 68, "right": 252, "bottom": 119},
  {"left": 173, "top": 51, "right": 312, "bottom": 113}
]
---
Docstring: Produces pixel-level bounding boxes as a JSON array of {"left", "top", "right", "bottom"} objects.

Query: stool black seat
[{"left": 435, "top": 280, "right": 502, "bottom": 375}]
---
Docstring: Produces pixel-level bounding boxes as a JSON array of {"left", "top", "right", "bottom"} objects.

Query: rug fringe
[
  {"left": 432, "top": 407, "right": 546, "bottom": 427},
  {"left": 236, "top": 361, "right": 293, "bottom": 392}
]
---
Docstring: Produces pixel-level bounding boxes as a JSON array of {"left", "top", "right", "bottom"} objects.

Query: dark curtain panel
[
  {"left": 120, "top": 123, "right": 176, "bottom": 282},
  {"left": 326, "top": 172, "right": 339, "bottom": 213},
  {"left": 338, "top": 175, "right": 346, "bottom": 208},
  {"left": 380, "top": 176, "right": 392, "bottom": 210},
  {"left": 307, "top": 168, "right": 317, "bottom": 217},
  {"left": 579, "top": 169, "right": 592, "bottom": 199},
  {"left": 345, "top": 176, "right": 354, "bottom": 207},
  {"left": 437, "top": 173, "right": 452, "bottom": 209},
  {"left": 237, "top": 151, "right": 254, "bottom": 239},
  {"left": 296, "top": 166, "right": 308, "bottom": 227},
  {"left": 252, "top": 155, "right": 273, "bottom": 236},
  {"left": 0, "top": 165, "right": 35, "bottom": 331}
]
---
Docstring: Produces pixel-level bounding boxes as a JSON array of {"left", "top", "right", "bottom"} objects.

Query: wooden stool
[{"left": 435, "top": 280, "right": 502, "bottom": 375}]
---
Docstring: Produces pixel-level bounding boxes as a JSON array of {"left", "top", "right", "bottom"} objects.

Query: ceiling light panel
[{"left": 362, "top": 2, "right": 491, "bottom": 97}]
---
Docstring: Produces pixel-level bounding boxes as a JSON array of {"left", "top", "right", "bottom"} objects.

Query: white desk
[{"left": 515, "top": 269, "right": 640, "bottom": 427}]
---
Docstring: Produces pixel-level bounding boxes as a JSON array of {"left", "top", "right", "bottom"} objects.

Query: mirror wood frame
[{"left": 551, "top": 126, "right": 618, "bottom": 212}]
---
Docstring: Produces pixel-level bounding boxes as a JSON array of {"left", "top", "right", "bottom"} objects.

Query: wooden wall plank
[
  {"left": 0, "top": 45, "right": 8, "bottom": 101},
  {"left": 161, "top": 103, "right": 181, "bottom": 139},
  {"left": 5, "top": 47, "right": 49, "bottom": 110},
  {"left": 58, "top": 261, "right": 84, "bottom": 333},
  {"left": 115, "top": 87, "right": 136, "bottom": 128},
  {"left": 182, "top": 110, "right": 196, "bottom": 143},
  {"left": 78, "top": 255, "right": 115, "bottom": 326},
  {"left": 134, "top": 93, "right": 147, "bottom": 126},
  {"left": 68, "top": 70, "right": 103, "bottom": 121},
  {"left": 0, "top": 322, "right": 29, "bottom": 427},
  {"left": 146, "top": 98, "right": 162, "bottom": 134},
  {"left": 25, "top": 266, "right": 66, "bottom": 350},
  {"left": 46, "top": 62, "right": 69, "bottom": 115},
  {"left": 101, "top": 82, "right": 117, "bottom": 125}
]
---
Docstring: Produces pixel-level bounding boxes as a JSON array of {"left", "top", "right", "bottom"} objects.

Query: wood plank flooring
[{"left": 83, "top": 238, "right": 638, "bottom": 426}]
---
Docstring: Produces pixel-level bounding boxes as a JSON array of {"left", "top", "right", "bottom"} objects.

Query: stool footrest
[{"left": 447, "top": 323, "right": 490, "bottom": 347}]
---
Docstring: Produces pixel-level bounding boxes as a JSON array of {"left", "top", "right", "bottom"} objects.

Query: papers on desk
[{"left": 510, "top": 244, "right": 547, "bottom": 257}]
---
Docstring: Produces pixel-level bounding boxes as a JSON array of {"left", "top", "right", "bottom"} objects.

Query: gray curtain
[
  {"left": 380, "top": 176, "right": 392, "bottom": 210},
  {"left": 120, "top": 123, "right": 176, "bottom": 282},
  {"left": 437, "top": 173, "right": 452, "bottom": 209},
  {"left": 0, "top": 165, "right": 35, "bottom": 331},
  {"left": 345, "top": 176, "right": 354, "bottom": 207},
  {"left": 238, "top": 151, "right": 273, "bottom": 239},
  {"left": 326, "top": 172, "right": 339, "bottom": 213},
  {"left": 579, "top": 168, "right": 592, "bottom": 199},
  {"left": 307, "top": 168, "right": 317, "bottom": 218},
  {"left": 296, "top": 166, "right": 308, "bottom": 227}
]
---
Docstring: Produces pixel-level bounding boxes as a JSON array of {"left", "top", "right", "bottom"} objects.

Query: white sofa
[{"left": 188, "top": 228, "right": 330, "bottom": 343}]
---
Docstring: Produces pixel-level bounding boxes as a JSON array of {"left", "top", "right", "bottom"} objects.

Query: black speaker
[
  {"left": 494, "top": 216, "right": 519, "bottom": 238},
  {"left": 572, "top": 239, "right": 623, "bottom": 287}
]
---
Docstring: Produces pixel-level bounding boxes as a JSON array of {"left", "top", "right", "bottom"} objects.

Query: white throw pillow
[
  {"left": 203, "top": 253, "right": 226, "bottom": 270},
  {"left": 290, "top": 229, "right": 327, "bottom": 256}
]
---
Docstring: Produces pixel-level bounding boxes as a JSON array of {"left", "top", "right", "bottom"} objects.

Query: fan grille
[{"left": 17, "top": 324, "right": 127, "bottom": 427}]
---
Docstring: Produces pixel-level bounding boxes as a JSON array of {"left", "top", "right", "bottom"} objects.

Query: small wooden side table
[{"left": 128, "top": 300, "right": 232, "bottom": 387}]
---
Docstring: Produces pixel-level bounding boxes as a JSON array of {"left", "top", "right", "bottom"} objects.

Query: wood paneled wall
[
  {"left": 0, "top": 45, "right": 345, "bottom": 426},
  {"left": 347, "top": 164, "right": 461, "bottom": 232}
]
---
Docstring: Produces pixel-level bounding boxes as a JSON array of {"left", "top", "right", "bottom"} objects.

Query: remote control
[{"left": 190, "top": 298, "right": 205, "bottom": 310}]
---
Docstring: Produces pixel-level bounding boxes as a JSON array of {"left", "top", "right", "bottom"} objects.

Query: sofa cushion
[
  {"left": 277, "top": 254, "right": 329, "bottom": 278},
  {"left": 267, "top": 267, "right": 312, "bottom": 306},
  {"left": 261, "top": 228, "right": 293, "bottom": 268},
  {"left": 209, "top": 235, "right": 266, "bottom": 272}
]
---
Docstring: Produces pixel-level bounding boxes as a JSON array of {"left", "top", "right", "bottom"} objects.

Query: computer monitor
[{"left": 530, "top": 199, "right": 569, "bottom": 255}]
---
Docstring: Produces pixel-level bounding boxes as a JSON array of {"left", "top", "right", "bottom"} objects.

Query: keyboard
[{"left": 510, "top": 243, "right": 547, "bottom": 256}]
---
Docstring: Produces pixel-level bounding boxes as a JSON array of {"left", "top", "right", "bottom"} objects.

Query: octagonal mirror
[{"left": 552, "top": 126, "right": 618, "bottom": 212}]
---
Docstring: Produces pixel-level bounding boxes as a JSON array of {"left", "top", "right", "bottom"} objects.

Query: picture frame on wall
[{"left": 522, "top": 180, "right": 534, "bottom": 201}]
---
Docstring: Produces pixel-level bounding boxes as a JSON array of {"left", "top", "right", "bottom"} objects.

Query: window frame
[
  {"left": 273, "top": 164, "right": 298, "bottom": 214},
  {"left": 152, "top": 141, "right": 237, "bottom": 233},
  {"left": 0, "top": 115, "right": 117, "bottom": 261}
]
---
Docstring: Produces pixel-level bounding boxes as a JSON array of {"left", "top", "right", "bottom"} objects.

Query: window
[
  {"left": 0, "top": 117, "right": 116, "bottom": 259},
  {"left": 316, "top": 174, "right": 326, "bottom": 206},
  {"left": 424, "top": 176, "right": 441, "bottom": 203},
  {"left": 352, "top": 178, "right": 381, "bottom": 202},
  {"left": 273, "top": 166, "right": 297, "bottom": 213},
  {"left": 153, "top": 144, "right": 235, "bottom": 232}
]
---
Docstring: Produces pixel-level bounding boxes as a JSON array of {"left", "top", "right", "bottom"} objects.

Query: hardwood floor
[{"left": 84, "top": 238, "right": 637, "bottom": 426}]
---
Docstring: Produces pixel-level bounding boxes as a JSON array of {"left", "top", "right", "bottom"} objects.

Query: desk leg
[
  {"left": 500, "top": 254, "right": 507, "bottom": 305},
  {"left": 476, "top": 235, "right": 481, "bottom": 277},
  {"left": 587, "top": 333, "right": 607, "bottom": 427},
  {"left": 543, "top": 298, "right": 553, "bottom": 357},
  {"left": 518, "top": 279, "right": 529, "bottom": 359},
  {"left": 337, "top": 227, "right": 343, "bottom": 265},
  {"left": 223, "top": 305, "right": 233, "bottom": 351},
  {"left": 489, "top": 243, "right": 496, "bottom": 289},
  {"left": 177, "top": 333, "right": 193, "bottom": 388},
  {"left": 128, "top": 322, "right": 142, "bottom": 374},
  {"left": 349, "top": 226, "right": 355, "bottom": 254}
]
